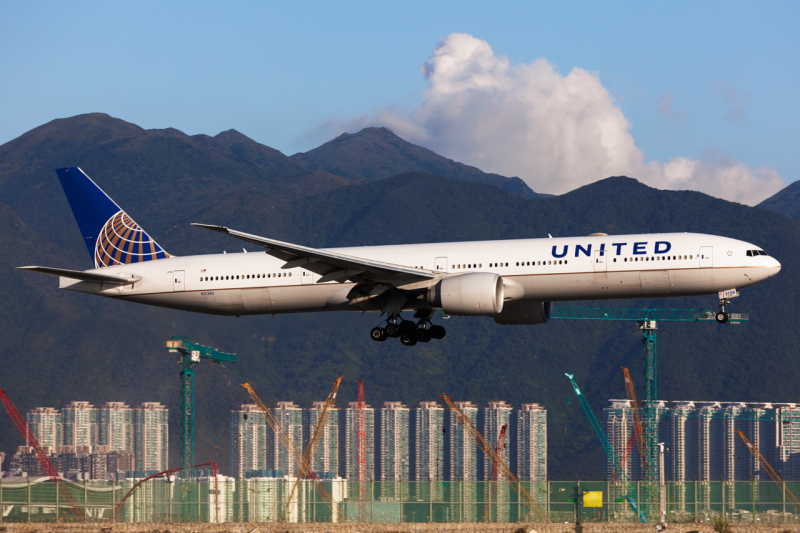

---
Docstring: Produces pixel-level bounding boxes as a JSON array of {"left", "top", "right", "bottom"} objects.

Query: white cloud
[
  {"left": 656, "top": 89, "right": 688, "bottom": 127},
  {"left": 327, "top": 33, "right": 784, "bottom": 206}
]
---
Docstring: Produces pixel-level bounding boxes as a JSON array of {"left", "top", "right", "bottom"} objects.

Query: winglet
[{"left": 191, "top": 223, "right": 230, "bottom": 234}]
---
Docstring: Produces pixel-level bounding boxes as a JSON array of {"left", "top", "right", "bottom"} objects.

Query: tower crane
[
  {"left": 280, "top": 376, "right": 343, "bottom": 522},
  {"left": 553, "top": 306, "right": 747, "bottom": 489},
  {"left": 240, "top": 383, "right": 343, "bottom": 522},
  {"left": 484, "top": 423, "right": 508, "bottom": 522},
  {"left": 735, "top": 430, "right": 800, "bottom": 513},
  {"left": 356, "top": 379, "right": 367, "bottom": 522},
  {"left": 565, "top": 373, "right": 648, "bottom": 523},
  {"left": 164, "top": 337, "right": 236, "bottom": 477},
  {"left": 439, "top": 394, "right": 546, "bottom": 522},
  {"left": 0, "top": 387, "right": 84, "bottom": 519}
]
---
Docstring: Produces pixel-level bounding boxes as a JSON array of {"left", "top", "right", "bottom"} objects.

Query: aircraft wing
[
  {"left": 18, "top": 266, "right": 141, "bottom": 284},
  {"left": 192, "top": 223, "right": 437, "bottom": 285}
]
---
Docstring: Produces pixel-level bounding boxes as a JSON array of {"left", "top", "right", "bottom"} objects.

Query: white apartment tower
[
  {"left": 97, "top": 402, "right": 133, "bottom": 452},
  {"left": 483, "top": 401, "right": 513, "bottom": 479},
  {"left": 305, "top": 402, "right": 339, "bottom": 477},
  {"left": 230, "top": 404, "right": 268, "bottom": 479},
  {"left": 379, "top": 402, "right": 410, "bottom": 482},
  {"left": 270, "top": 401, "right": 303, "bottom": 476},
  {"left": 344, "top": 401, "right": 375, "bottom": 481},
  {"left": 26, "top": 407, "right": 61, "bottom": 451},
  {"left": 517, "top": 403, "right": 547, "bottom": 481},
  {"left": 133, "top": 402, "right": 168, "bottom": 472},
  {"left": 415, "top": 401, "right": 445, "bottom": 482},
  {"left": 61, "top": 401, "right": 97, "bottom": 451},
  {"left": 449, "top": 401, "right": 479, "bottom": 481}
]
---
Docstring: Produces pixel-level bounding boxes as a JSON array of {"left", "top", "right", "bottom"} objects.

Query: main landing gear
[{"left": 370, "top": 311, "right": 446, "bottom": 345}]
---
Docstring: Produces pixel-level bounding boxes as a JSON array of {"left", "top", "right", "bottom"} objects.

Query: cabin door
[
  {"left": 700, "top": 247, "right": 713, "bottom": 268},
  {"left": 593, "top": 250, "right": 607, "bottom": 272},
  {"left": 435, "top": 257, "right": 449, "bottom": 273}
]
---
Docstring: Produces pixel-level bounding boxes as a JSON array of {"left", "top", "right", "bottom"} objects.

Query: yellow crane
[
  {"left": 439, "top": 394, "right": 547, "bottom": 522},
  {"left": 241, "top": 382, "right": 343, "bottom": 522},
  {"left": 281, "top": 376, "right": 343, "bottom": 521},
  {"left": 735, "top": 430, "right": 800, "bottom": 513}
]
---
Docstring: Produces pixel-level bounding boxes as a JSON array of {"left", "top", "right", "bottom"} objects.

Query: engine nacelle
[
  {"left": 427, "top": 273, "right": 504, "bottom": 316},
  {"left": 493, "top": 301, "right": 552, "bottom": 325}
]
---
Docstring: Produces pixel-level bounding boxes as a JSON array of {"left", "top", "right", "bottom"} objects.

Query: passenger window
[
  {"left": 690, "top": 255, "right": 693, "bottom": 259},
  {"left": 479, "top": 263, "right": 482, "bottom": 268},
  {"left": 289, "top": 273, "right": 292, "bottom": 277}
]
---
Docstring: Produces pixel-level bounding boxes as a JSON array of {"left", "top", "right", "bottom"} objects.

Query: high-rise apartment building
[
  {"left": 230, "top": 404, "right": 268, "bottom": 479},
  {"left": 270, "top": 401, "right": 303, "bottom": 476},
  {"left": 133, "top": 402, "right": 168, "bottom": 472},
  {"left": 379, "top": 402, "right": 410, "bottom": 482},
  {"left": 305, "top": 402, "right": 339, "bottom": 477},
  {"left": 414, "top": 401, "right": 445, "bottom": 482},
  {"left": 26, "top": 407, "right": 61, "bottom": 451},
  {"left": 449, "top": 401, "right": 479, "bottom": 482},
  {"left": 61, "top": 402, "right": 98, "bottom": 451},
  {"left": 604, "top": 400, "right": 800, "bottom": 483},
  {"left": 343, "top": 401, "right": 375, "bottom": 481},
  {"left": 483, "top": 401, "right": 513, "bottom": 479},
  {"left": 98, "top": 402, "right": 133, "bottom": 452},
  {"left": 517, "top": 403, "right": 547, "bottom": 481}
]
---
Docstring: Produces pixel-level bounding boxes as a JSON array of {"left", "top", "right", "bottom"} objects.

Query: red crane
[
  {"left": 484, "top": 423, "right": 508, "bottom": 522},
  {"left": 0, "top": 386, "right": 84, "bottom": 519},
  {"left": 356, "top": 379, "right": 367, "bottom": 522}
]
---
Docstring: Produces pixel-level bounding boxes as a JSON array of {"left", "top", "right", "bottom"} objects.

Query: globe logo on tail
[{"left": 95, "top": 211, "right": 169, "bottom": 268}]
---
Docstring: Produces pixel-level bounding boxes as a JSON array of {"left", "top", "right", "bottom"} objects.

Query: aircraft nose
[{"left": 768, "top": 257, "right": 781, "bottom": 277}]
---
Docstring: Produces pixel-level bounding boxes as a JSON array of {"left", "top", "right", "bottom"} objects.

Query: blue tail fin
[{"left": 56, "top": 167, "right": 170, "bottom": 268}]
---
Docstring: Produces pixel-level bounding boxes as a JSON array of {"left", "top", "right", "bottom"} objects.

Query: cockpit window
[{"left": 747, "top": 250, "right": 769, "bottom": 257}]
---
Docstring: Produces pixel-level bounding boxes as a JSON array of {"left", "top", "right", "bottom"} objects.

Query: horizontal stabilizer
[{"left": 18, "top": 266, "right": 141, "bottom": 285}]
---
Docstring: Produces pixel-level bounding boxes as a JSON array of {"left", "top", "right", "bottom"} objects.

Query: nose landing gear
[{"left": 369, "top": 311, "right": 447, "bottom": 345}]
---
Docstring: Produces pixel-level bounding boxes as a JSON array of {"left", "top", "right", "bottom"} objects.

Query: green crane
[
  {"left": 164, "top": 337, "right": 236, "bottom": 477},
  {"left": 553, "top": 306, "right": 747, "bottom": 518},
  {"left": 565, "top": 373, "right": 647, "bottom": 523}
]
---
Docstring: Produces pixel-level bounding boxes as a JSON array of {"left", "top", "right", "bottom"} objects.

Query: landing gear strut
[
  {"left": 369, "top": 311, "right": 447, "bottom": 345},
  {"left": 716, "top": 297, "right": 731, "bottom": 324}
]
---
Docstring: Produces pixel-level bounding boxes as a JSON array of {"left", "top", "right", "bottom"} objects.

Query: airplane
[{"left": 20, "top": 167, "right": 781, "bottom": 346}]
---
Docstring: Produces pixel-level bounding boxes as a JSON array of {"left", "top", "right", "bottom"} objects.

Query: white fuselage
[{"left": 59, "top": 232, "right": 781, "bottom": 316}]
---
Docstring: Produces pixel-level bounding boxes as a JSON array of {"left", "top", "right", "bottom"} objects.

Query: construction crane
[
  {"left": 552, "top": 307, "right": 748, "bottom": 489},
  {"left": 164, "top": 337, "right": 236, "bottom": 477},
  {"left": 439, "top": 394, "right": 546, "bottom": 522},
  {"left": 281, "top": 376, "right": 343, "bottom": 522},
  {"left": 0, "top": 386, "right": 84, "bottom": 520},
  {"left": 356, "top": 379, "right": 367, "bottom": 522},
  {"left": 565, "top": 373, "right": 647, "bottom": 523},
  {"left": 621, "top": 367, "right": 647, "bottom": 475},
  {"left": 736, "top": 430, "right": 800, "bottom": 513},
  {"left": 484, "top": 423, "right": 508, "bottom": 522},
  {"left": 241, "top": 383, "right": 342, "bottom": 522}
]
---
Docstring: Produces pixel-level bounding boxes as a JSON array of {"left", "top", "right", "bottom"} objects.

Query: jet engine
[
  {"left": 493, "top": 301, "right": 552, "bottom": 325},
  {"left": 427, "top": 272, "right": 504, "bottom": 316}
]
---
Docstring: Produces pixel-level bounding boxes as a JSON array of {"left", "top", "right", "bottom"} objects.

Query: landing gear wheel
[
  {"left": 715, "top": 311, "right": 729, "bottom": 324},
  {"left": 400, "top": 332, "right": 418, "bottom": 346},
  {"left": 399, "top": 320, "right": 417, "bottom": 335},
  {"left": 416, "top": 328, "right": 432, "bottom": 342},
  {"left": 370, "top": 327, "right": 388, "bottom": 342},
  {"left": 429, "top": 325, "right": 446, "bottom": 339},
  {"left": 385, "top": 323, "right": 400, "bottom": 338}
]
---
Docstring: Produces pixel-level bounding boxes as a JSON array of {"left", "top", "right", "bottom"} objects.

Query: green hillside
[
  {"left": 0, "top": 117, "right": 797, "bottom": 482},
  {"left": 759, "top": 180, "right": 800, "bottom": 221}
]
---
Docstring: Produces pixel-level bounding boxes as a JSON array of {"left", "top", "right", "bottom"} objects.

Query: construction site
[{"left": 3, "top": 307, "right": 800, "bottom": 531}]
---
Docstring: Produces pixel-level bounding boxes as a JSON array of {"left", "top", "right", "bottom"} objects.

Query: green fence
[{"left": 2, "top": 479, "right": 800, "bottom": 524}]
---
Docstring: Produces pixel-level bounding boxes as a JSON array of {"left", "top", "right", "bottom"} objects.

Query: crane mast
[
  {"left": 439, "top": 394, "right": 546, "bottom": 522},
  {"left": 736, "top": 430, "right": 800, "bottom": 513},
  {"left": 240, "top": 383, "right": 341, "bottom": 521},
  {"left": 281, "top": 376, "right": 343, "bottom": 522}
]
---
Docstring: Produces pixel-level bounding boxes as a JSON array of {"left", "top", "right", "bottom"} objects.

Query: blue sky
[{"left": 1, "top": 1, "right": 797, "bottom": 202}]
